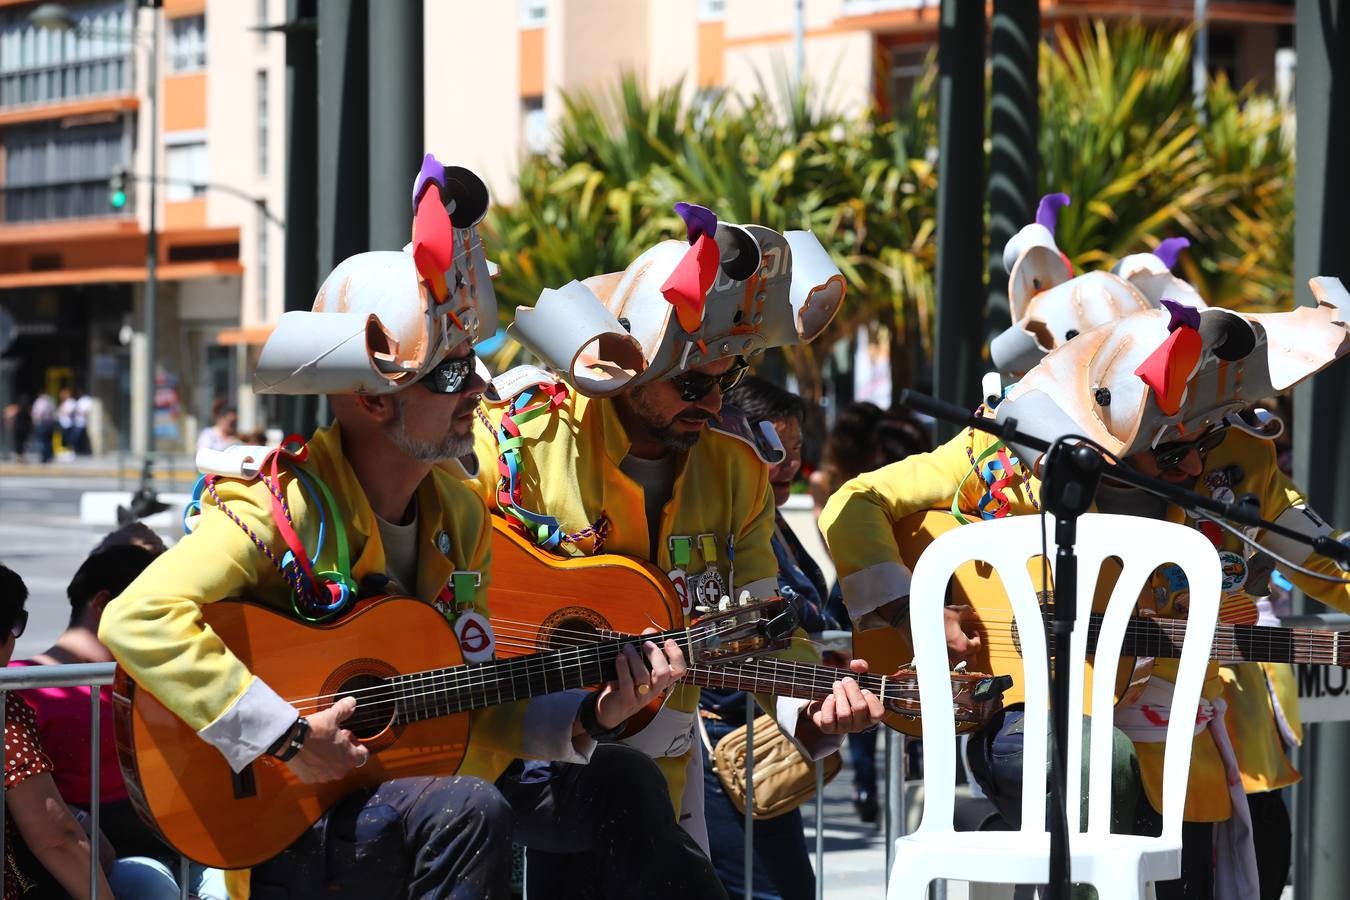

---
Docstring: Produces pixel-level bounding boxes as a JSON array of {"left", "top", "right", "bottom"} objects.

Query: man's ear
[
  {"left": 355, "top": 391, "right": 398, "bottom": 423},
  {"left": 89, "top": 589, "right": 114, "bottom": 620}
]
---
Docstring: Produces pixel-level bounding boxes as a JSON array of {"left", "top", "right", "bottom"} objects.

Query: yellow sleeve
[
  {"left": 98, "top": 477, "right": 300, "bottom": 771},
  {"left": 819, "top": 430, "right": 980, "bottom": 622},
  {"left": 734, "top": 467, "right": 779, "bottom": 597},
  {"left": 1247, "top": 440, "right": 1350, "bottom": 612}
]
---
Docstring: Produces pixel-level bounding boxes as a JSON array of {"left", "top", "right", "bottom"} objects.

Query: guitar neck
[
  {"left": 687, "top": 657, "right": 897, "bottom": 703},
  {"left": 1090, "top": 616, "right": 1348, "bottom": 666},
  {"left": 389, "top": 625, "right": 695, "bottom": 724}
]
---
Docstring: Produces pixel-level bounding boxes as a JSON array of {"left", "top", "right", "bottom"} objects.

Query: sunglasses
[
  {"left": 670, "top": 357, "right": 749, "bottom": 403},
  {"left": 8, "top": 609, "right": 27, "bottom": 640},
  {"left": 1151, "top": 424, "right": 1229, "bottom": 471},
  {"left": 419, "top": 350, "right": 478, "bottom": 395}
]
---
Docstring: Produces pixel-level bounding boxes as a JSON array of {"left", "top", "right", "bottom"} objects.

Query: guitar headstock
[
  {"left": 686, "top": 595, "right": 797, "bottom": 665},
  {"left": 879, "top": 667, "right": 1013, "bottom": 727}
]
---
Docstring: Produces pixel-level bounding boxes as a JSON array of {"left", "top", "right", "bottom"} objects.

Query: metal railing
[{"left": 0, "top": 662, "right": 191, "bottom": 900}]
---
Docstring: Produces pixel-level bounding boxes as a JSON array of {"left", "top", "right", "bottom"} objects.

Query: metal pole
[
  {"left": 793, "top": 0, "right": 805, "bottom": 87},
  {"left": 281, "top": 0, "right": 318, "bottom": 437},
  {"left": 89, "top": 683, "right": 100, "bottom": 900},
  {"left": 1192, "top": 0, "right": 1208, "bottom": 117},
  {"left": 1291, "top": 2, "right": 1350, "bottom": 898},
  {"left": 744, "top": 694, "right": 755, "bottom": 896},
  {"left": 142, "top": 3, "right": 160, "bottom": 490},
  {"left": 932, "top": 0, "right": 987, "bottom": 439},
  {"left": 366, "top": 0, "right": 423, "bottom": 250},
  {"left": 179, "top": 856, "right": 190, "bottom": 900},
  {"left": 986, "top": 0, "right": 1039, "bottom": 343},
  {"left": 814, "top": 760, "right": 825, "bottom": 900}
]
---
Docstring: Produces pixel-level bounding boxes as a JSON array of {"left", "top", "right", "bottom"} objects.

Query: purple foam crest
[
  {"left": 1035, "top": 193, "right": 1072, "bottom": 234},
  {"left": 412, "top": 153, "right": 446, "bottom": 211},
  {"left": 1153, "top": 237, "right": 1190, "bottom": 271},
  {"left": 1161, "top": 298, "right": 1201, "bottom": 332},
  {"left": 674, "top": 202, "right": 718, "bottom": 244}
]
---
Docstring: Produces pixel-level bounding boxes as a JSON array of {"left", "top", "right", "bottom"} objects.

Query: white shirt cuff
[
  {"left": 522, "top": 690, "right": 595, "bottom": 764},
  {"left": 197, "top": 677, "right": 299, "bottom": 773},
  {"left": 777, "top": 696, "right": 843, "bottom": 761},
  {"left": 841, "top": 562, "right": 912, "bottom": 627}
]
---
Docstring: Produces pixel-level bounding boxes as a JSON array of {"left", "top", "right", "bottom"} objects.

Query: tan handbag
[{"left": 702, "top": 713, "right": 843, "bottom": 820}]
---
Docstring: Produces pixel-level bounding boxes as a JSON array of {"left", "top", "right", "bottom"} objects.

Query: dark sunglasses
[
  {"left": 419, "top": 349, "right": 478, "bottom": 394},
  {"left": 1151, "top": 424, "right": 1229, "bottom": 470},
  {"left": 670, "top": 357, "right": 749, "bottom": 403},
  {"left": 9, "top": 609, "right": 27, "bottom": 640}
]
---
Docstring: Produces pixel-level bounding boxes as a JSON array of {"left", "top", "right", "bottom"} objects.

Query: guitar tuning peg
[
  {"left": 954, "top": 660, "right": 968, "bottom": 672},
  {"left": 694, "top": 605, "right": 711, "bottom": 614},
  {"left": 718, "top": 596, "right": 732, "bottom": 612},
  {"left": 737, "top": 590, "right": 753, "bottom": 607}
]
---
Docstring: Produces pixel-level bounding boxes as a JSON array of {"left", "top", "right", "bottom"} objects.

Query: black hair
[
  {"left": 0, "top": 563, "right": 29, "bottom": 639},
  {"left": 724, "top": 375, "right": 806, "bottom": 426},
  {"left": 66, "top": 544, "right": 156, "bottom": 628}
]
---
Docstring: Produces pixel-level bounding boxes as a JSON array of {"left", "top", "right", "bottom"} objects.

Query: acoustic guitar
[
  {"left": 113, "top": 592, "right": 787, "bottom": 869},
  {"left": 853, "top": 510, "right": 1349, "bottom": 737},
  {"left": 485, "top": 518, "right": 1013, "bottom": 735}
]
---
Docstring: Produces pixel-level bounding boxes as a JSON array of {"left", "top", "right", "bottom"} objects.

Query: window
[
  {"left": 0, "top": 119, "right": 128, "bottom": 223},
  {"left": 519, "top": 1, "right": 546, "bottom": 28},
  {"left": 256, "top": 70, "right": 268, "bottom": 177},
  {"left": 842, "top": 0, "right": 934, "bottom": 13},
  {"left": 167, "top": 14, "right": 206, "bottom": 74},
  {"left": 521, "top": 96, "right": 548, "bottom": 156},
  {"left": 165, "top": 139, "right": 207, "bottom": 201},
  {"left": 256, "top": 0, "right": 268, "bottom": 46},
  {"left": 697, "top": 0, "right": 726, "bottom": 21},
  {"left": 0, "top": 2, "right": 132, "bottom": 109},
  {"left": 257, "top": 209, "right": 269, "bottom": 309}
]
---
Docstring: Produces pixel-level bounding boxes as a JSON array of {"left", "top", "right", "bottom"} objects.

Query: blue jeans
[
  {"left": 248, "top": 776, "right": 514, "bottom": 899},
  {"left": 702, "top": 718, "right": 816, "bottom": 900},
  {"left": 108, "top": 857, "right": 227, "bottom": 900}
]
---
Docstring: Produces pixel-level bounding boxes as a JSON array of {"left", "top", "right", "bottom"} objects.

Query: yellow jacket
[
  {"left": 820, "top": 424, "right": 1349, "bottom": 820},
  {"left": 102, "top": 424, "right": 587, "bottom": 893},
  {"left": 469, "top": 385, "right": 827, "bottom": 810}
]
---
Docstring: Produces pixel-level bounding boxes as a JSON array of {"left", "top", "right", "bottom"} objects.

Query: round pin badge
[
  {"left": 1212, "top": 486, "right": 1236, "bottom": 506},
  {"left": 1218, "top": 550, "right": 1249, "bottom": 593},
  {"left": 454, "top": 610, "right": 496, "bottom": 663},
  {"left": 667, "top": 569, "right": 691, "bottom": 615},
  {"left": 691, "top": 568, "right": 727, "bottom": 611}
]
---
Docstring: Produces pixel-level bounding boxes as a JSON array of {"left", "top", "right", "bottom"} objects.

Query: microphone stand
[{"left": 898, "top": 389, "right": 1350, "bottom": 900}]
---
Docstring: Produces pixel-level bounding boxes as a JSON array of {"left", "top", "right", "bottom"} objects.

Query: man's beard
[
  {"left": 385, "top": 396, "right": 474, "bottom": 464},
  {"left": 629, "top": 386, "right": 714, "bottom": 451}
]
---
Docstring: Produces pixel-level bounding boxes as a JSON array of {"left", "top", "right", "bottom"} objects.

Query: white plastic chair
[{"left": 885, "top": 513, "right": 1221, "bottom": 900}]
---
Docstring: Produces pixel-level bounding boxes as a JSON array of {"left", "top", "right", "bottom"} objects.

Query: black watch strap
[
  {"left": 578, "top": 692, "right": 623, "bottom": 741},
  {"left": 268, "top": 716, "right": 309, "bottom": 762}
]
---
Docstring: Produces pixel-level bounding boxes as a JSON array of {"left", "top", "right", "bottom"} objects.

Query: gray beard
[
  {"left": 386, "top": 399, "right": 475, "bottom": 464},
  {"left": 651, "top": 422, "right": 703, "bottom": 451}
]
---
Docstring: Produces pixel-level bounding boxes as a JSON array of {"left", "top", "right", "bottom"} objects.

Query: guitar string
[{"left": 285, "top": 618, "right": 740, "bottom": 713}]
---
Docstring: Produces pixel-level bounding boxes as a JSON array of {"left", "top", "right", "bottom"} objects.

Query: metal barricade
[{"left": 0, "top": 662, "right": 191, "bottom": 900}]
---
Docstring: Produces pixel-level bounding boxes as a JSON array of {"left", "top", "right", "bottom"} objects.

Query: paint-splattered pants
[
  {"left": 248, "top": 775, "right": 515, "bottom": 899},
  {"left": 498, "top": 743, "right": 730, "bottom": 899}
]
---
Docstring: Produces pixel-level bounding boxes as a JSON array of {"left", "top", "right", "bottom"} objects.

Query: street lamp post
[{"left": 30, "top": 1, "right": 161, "bottom": 504}]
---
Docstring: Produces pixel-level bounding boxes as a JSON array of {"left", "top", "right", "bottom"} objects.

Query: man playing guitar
[
  {"left": 466, "top": 205, "right": 886, "bottom": 897},
  {"left": 99, "top": 157, "right": 683, "bottom": 899},
  {"left": 822, "top": 255, "right": 1350, "bottom": 900}
]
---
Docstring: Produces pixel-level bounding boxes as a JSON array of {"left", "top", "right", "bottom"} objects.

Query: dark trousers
[
  {"left": 702, "top": 718, "right": 815, "bottom": 900},
  {"left": 498, "top": 743, "right": 729, "bottom": 900},
  {"left": 248, "top": 776, "right": 514, "bottom": 900},
  {"left": 848, "top": 728, "right": 878, "bottom": 797}
]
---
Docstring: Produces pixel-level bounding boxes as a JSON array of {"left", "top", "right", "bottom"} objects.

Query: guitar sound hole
[
  {"left": 550, "top": 616, "right": 601, "bottom": 648},
  {"left": 539, "top": 607, "right": 610, "bottom": 651},
  {"left": 338, "top": 674, "right": 397, "bottom": 740}
]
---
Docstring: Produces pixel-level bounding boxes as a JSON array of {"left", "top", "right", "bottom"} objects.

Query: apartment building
[
  {"left": 0, "top": 0, "right": 284, "bottom": 455},
  {"left": 432, "top": 0, "right": 1293, "bottom": 205}
]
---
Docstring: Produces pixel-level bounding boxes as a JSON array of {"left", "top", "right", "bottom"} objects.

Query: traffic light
[{"left": 109, "top": 166, "right": 128, "bottom": 210}]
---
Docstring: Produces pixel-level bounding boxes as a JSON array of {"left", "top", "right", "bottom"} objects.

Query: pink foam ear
[
  {"left": 412, "top": 187, "right": 454, "bottom": 301},
  {"left": 660, "top": 232, "right": 719, "bottom": 333},
  {"left": 1135, "top": 326, "right": 1202, "bottom": 416}
]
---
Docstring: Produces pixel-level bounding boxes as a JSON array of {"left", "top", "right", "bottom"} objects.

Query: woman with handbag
[{"left": 700, "top": 376, "right": 841, "bottom": 900}]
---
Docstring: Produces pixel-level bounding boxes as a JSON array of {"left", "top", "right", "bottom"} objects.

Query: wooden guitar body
[
  {"left": 114, "top": 597, "right": 469, "bottom": 869},
  {"left": 852, "top": 510, "right": 1140, "bottom": 737}
]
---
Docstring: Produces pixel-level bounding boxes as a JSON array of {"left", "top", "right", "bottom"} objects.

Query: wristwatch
[
  {"left": 577, "top": 692, "right": 624, "bottom": 741},
  {"left": 266, "top": 716, "right": 310, "bottom": 762}
]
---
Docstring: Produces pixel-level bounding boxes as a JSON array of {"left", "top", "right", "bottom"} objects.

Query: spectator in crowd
[
  {"left": 3, "top": 395, "right": 31, "bottom": 462},
  {"left": 11, "top": 540, "right": 226, "bottom": 899},
  {"left": 195, "top": 399, "right": 239, "bottom": 454},
  {"left": 807, "top": 401, "right": 931, "bottom": 823},
  {"left": 699, "top": 376, "right": 838, "bottom": 900},
  {"left": 72, "top": 392, "right": 94, "bottom": 456},
  {"left": 0, "top": 561, "right": 115, "bottom": 899},
  {"left": 30, "top": 393, "right": 56, "bottom": 464},
  {"left": 57, "top": 389, "right": 77, "bottom": 459}
]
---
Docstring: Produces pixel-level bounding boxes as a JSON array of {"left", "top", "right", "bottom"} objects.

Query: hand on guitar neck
[
  {"left": 799, "top": 658, "right": 886, "bottom": 736},
  {"left": 284, "top": 696, "right": 371, "bottom": 784},
  {"left": 574, "top": 628, "right": 689, "bottom": 741},
  {"left": 878, "top": 597, "right": 983, "bottom": 668}
]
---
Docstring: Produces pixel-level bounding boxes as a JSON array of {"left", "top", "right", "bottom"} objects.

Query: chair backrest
[{"left": 909, "top": 513, "right": 1220, "bottom": 844}]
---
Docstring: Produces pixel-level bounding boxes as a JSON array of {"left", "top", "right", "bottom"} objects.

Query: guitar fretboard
[{"left": 1066, "top": 615, "right": 1347, "bottom": 666}]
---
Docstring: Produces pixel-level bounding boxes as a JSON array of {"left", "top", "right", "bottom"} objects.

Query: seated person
[{"left": 0, "top": 562, "right": 115, "bottom": 899}]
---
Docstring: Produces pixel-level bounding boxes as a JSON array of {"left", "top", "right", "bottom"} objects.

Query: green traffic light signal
[{"left": 109, "top": 166, "right": 128, "bottom": 210}]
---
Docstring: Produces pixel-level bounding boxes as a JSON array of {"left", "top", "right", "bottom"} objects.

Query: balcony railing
[
  {"left": 0, "top": 55, "right": 130, "bottom": 110},
  {"left": 0, "top": 177, "right": 131, "bottom": 225}
]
